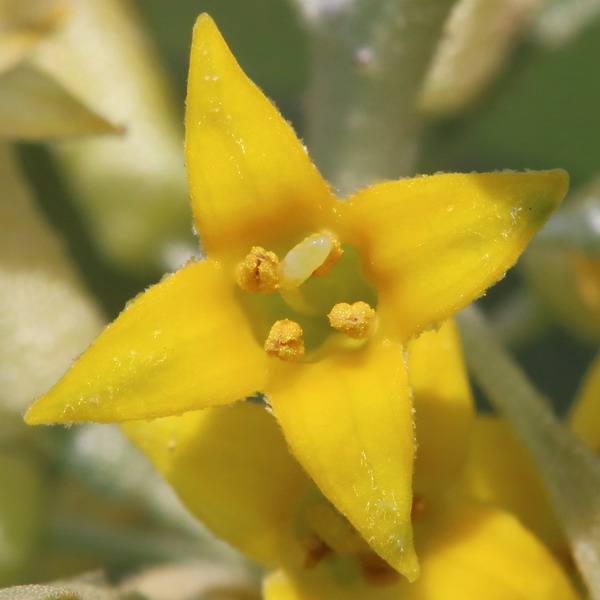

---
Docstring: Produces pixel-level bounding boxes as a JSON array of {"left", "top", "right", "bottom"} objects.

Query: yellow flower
[
  {"left": 121, "top": 321, "right": 579, "bottom": 599},
  {"left": 26, "top": 13, "right": 568, "bottom": 582}
]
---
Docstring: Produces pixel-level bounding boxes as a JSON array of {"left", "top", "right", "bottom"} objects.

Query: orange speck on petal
[
  {"left": 236, "top": 246, "right": 279, "bottom": 293},
  {"left": 328, "top": 301, "right": 376, "bottom": 339},
  {"left": 264, "top": 319, "right": 304, "bottom": 362}
]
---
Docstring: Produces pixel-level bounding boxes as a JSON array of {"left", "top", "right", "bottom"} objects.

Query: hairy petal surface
[
  {"left": 408, "top": 319, "right": 474, "bottom": 495},
  {"left": 268, "top": 340, "right": 418, "bottom": 581},
  {"left": 123, "top": 403, "right": 309, "bottom": 567},
  {"left": 339, "top": 170, "right": 568, "bottom": 340},
  {"left": 185, "top": 14, "right": 335, "bottom": 261},
  {"left": 26, "top": 260, "right": 266, "bottom": 423}
]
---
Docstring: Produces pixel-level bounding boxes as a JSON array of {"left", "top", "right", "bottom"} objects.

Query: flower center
[{"left": 235, "top": 231, "right": 377, "bottom": 361}]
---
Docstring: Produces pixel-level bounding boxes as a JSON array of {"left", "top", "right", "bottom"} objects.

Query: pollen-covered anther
[
  {"left": 236, "top": 246, "right": 279, "bottom": 293},
  {"left": 312, "top": 232, "right": 343, "bottom": 276},
  {"left": 264, "top": 319, "right": 305, "bottom": 362},
  {"left": 327, "top": 301, "right": 376, "bottom": 339}
]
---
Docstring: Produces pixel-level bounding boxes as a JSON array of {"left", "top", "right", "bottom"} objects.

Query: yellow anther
[
  {"left": 236, "top": 246, "right": 279, "bottom": 293},
  {"left": 327, "top": 301, "right": 376, "bottom": 339},
  {"left": 304, "top": 503, "right": 369, "bottom": 557},
  {"left": 264, "top": 319, "right": 305, "bottom": 362},
  {"left": 312, "top": 232, "right": 343, "bottom": 276}
]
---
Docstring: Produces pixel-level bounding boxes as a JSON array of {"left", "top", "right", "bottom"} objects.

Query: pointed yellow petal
[
  {"left": 123, "top": 403, "right": 309, "bottom": 567},
  {"left": 185, "top": 14, "right": 334, "bottom": 260},
  {"left": 25, "top": 260, "right": 266, "bottom": 424},
  {"left": 407, "top": 319, "right": 474, "bottom": 495},
  {"left": 340, "top": 170, "right": 568, "bottom": 340},
  {"left": 268, "top": 340, "right": 418, "bottom": 581},
  {"left": 461, "top": 416, "right": 564, "bottom": 551},
  {"left": 570, "top": 352, "right": 600, "bottom": 452}
]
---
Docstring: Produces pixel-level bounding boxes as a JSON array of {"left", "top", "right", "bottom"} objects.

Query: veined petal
[
  {"left": 570, "top": 352, "right": 600, "bottom": 452},
  {"left": 267, "top": 340, "right": 418, "bottom": 581},
  {"left": 339, "top": 170, "right": 568, "bottom": 340},
  {"left": 25, "top": 260, "right": 266, "bottom": 424},
  {"left": 407, "top": 319, "right": 474, "bottom": 495},
  {"left": 461, "top": 416, "right": 564, "bottom": 552},
  {"left": 185, "top": 14, "right": 335, "bottom": 260},
  {"left": 122, "top": 403, "right": 309, "bottom": 567},
  {"left": 264, "top": 498, "right": 579, "bottom": 600}
]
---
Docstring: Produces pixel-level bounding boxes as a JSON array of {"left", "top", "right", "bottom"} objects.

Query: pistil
[{"left": 278, "top": 232, "right": 343, "bottom": 290}]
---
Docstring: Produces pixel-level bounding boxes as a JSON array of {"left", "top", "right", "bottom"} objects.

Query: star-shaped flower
[{"left": 25, "top": 13, "right": 568, "bottom": 581}]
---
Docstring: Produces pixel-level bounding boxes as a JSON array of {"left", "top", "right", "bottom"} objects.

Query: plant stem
[
  {"left": 458, "top": 304, "right": 600, "bottom": 599},
  {"left": 298, "top": 0, "right": 457, "bottom": 193}
]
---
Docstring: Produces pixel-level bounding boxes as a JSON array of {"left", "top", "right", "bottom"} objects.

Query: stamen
[
  {"left": 304, "top": 503, "right": 369, "bottom": 556},
  {"left": 327, "top": 301, "right": 376, "bottom": 339},
  {"left": 411, "top": 494, "right": 426, "bottom": 519},
  {"left": 301, "top": 534, "right": 333, "bottom": 569},
  {"left": 264, "top": 319, "right": 305, "bottom": 362},
  {"left": 278, "top": 233, "right": 335, "bottom": 290},
  {"left": 313, "top": 232, "right": 343, "bottom": 277},
  {"left": 358, "top": 552, "right": 401, "bottom": 586},
  {"left": 236, "top": 246, "right": 279, "bottom": 293}
]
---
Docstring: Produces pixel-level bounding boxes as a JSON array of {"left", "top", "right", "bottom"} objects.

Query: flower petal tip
[
  {"left": 194, "top": 12, "right": 217, "bottom": 32},
  {"left": 539, "top": 168, "right": 569, "bottom": 205},
  {"left": 403, "top": 555, "right": 420, "bottom": 583},
  {"left": 23, "top": 396, "right": 67, "bottom": 426}
]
